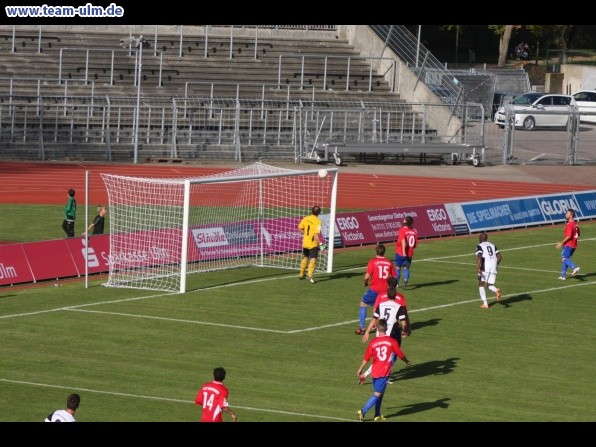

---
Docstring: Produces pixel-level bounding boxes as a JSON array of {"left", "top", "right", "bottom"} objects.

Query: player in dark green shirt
[{"left": 62, "top": 188, "right": 77, "bottom": 237}]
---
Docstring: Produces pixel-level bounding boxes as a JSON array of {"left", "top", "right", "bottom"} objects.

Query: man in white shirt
[
  {"left": 476, "top": 232, "right": 502, "bottom": 309},
  {"left": 45, "top": 393, "right": 80, "bottom": 422}
]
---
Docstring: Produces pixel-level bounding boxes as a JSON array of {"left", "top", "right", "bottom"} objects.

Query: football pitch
[{"left": 0, "top": 223, "right": 594, "bottom": 422}]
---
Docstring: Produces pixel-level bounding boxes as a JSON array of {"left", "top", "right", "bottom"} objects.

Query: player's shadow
[
  {"left": 404, "top": 279, "right": 458, "bottom": 290},
  {"left": 187, "top": 271, "right": 294, "bottom": 291},
  {"left": 385, "top": 397, "right": 450, "bottom": 418},
  {"left": 493, "top": 293, "right": 532, "bottom": 309},
  {"left": 409, "top": 318, "right": 441, "bottom": 331},
  {"left": 568, "top": 271, "right": 592, "bottom": 281},
  {"left": 324, "top": 271, "right": 363, "bottom": 281},
  {"left": 391, "top": 357, "right": 459, "bottom": 381}
]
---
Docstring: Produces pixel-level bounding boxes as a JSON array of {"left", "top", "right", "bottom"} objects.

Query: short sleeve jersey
[
  {"left": 476, "top": 241, "right": 499, "bottom": 274},
  {"left": 298, "top": 214, "right": 322, "bottom": 250},
  {"left": 367, "top": 256, "right": 397, "bottom": 292},
  {"left": 372, "top": 290, "right": 407, "bottom": 309},
  {"left": 396, "top": 226, "right": 418, "bottom": 257},
  {"left": 44, "top": 409, "right": 76, "bottom": 422},
  {"left": 564, "top": 220, "right": 580, "bottom": 249},
  {"left": 363, "top": 335, "right": 406, "bottom": 379},
  {"left": 196, "top": 380, "right": 231, "bottom": 422},
  {"left": 373, "top": 300, "right": 408, "bottom": 339}
]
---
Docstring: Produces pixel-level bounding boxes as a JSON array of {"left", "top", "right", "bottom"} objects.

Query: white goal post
[{"left": 100, "top": 162, "right": 338, "bottom": 293}]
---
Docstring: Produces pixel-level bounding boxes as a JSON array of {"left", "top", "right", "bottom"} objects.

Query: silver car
[{"left": 494, "top": 93, "right": 576, "bottom": 130}]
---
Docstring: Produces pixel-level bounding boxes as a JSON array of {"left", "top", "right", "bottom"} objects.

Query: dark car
[{"left": 491, "top": 92, "right": 518, "bottom": 121}]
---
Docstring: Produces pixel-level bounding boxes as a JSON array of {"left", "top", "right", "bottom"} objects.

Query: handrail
[
  {"left": 0, "top": 76, "right": 95, "bottom": 115},
  {"left": 58, "top": 47, "right": 163, "bottom": 86},
  {"left": 277, "top": 54, "right": 397, "bottom": 92},
  {"left": 1, "top": 25, "right": 337, "bottom": 60}
]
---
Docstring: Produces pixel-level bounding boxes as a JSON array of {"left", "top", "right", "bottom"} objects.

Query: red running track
[{"left": 0, "top": 161, "right": 593, "bottom": 209}]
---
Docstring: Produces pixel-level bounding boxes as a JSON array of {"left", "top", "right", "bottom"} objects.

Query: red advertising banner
[
  {"left": 0, "top": 243, "right": 34, "bottom": 286},
  {"left": 335, "top": 205, "right": 455, "bottom": 247},
  {"left": 21, "top": 239, "right": 80, "bottom": 282},
  {"left": 0, "top": 235, "right": 112, "bottom": 286},
  {"left": 1, "top": 205, "right": 455, "bottom": 287},
  {"left": 66, "top": 235, "right": 111, "bottom": 275}
]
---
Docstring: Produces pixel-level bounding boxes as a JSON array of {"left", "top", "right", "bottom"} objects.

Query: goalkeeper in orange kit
[{"left": 298, "top": 205, "right": 326, "bottom": 284}]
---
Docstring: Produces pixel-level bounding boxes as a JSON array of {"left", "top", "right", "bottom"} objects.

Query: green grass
[
  {"left": 1, "top": 223, "right": 595, "bottom": 422},
  {"left": 1, "top": 204, "right": 112, "bottom": 243}
]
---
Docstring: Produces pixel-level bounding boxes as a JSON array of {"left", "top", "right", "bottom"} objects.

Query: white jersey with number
[
  {"left": 476, "top": 241, "right": 499, "bottom": 274},
  {"left": 373, "top": 300, "right": 407, "bottom": 339},
  {"left": 44, "top": 409, "right": 76, "bottom": 422}
]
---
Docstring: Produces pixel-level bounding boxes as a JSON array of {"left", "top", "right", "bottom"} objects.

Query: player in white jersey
[
  {"left": 476, "top": 232, "right": 502, "bottom": 309},
  {"left": 45, "top": 393, "right": 80, "bottom": 422}
]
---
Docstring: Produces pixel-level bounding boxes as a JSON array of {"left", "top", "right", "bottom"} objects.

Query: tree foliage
[{"left": 405, "top": 25, "right": 596, "bottom": 65}]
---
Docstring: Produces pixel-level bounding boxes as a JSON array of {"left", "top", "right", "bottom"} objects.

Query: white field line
[{"left": 0, "top": 377, "right": 351, "bottom": 422}]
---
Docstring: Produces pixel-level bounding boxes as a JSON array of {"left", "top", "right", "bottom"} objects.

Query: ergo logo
[
  {"left": 336, "top": 217, "right": 359, "bottom": 230},
  {"left": 426, "top": 208, "right": 447, "bottom": 221}
]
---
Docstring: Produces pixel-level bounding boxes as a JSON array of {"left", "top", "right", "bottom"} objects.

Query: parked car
[
  {"left": 491, "top": 91, "right": 518, "bottom": 121},
  {"left": 572, "top": 90, "right": 596, "bottom": 124},
  {"left": 494, "top": 93, "right": 577, "bottom": 130}
]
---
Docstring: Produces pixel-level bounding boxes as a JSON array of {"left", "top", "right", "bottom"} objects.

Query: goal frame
[{"left": 101, "top": 163, "right": 338, "bottom": 293}]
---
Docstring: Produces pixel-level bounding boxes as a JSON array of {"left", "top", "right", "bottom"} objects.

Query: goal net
[{"left": 100, "top": 162, "right": 338, "bottom": 293}]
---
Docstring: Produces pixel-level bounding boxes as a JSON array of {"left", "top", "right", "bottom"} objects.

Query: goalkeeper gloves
[{"left": 319, "top": 243, "right": 327, "bottom": 251}]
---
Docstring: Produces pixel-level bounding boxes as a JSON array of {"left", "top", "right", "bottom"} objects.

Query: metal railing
[
  {"left": 57, "top": 47, "right": 165, "bottom": 87},
  {"left": 0, "top": 94, "right": 479, "bottom": 162},
  {"left": 369, "top": 25, "right": 464, "bottom": 107},
  {"left": 2, "top": 93, "right": 593, "bottom": 166},
  {"left": 0, "top": 25, "right": 337, "bottom": 59},
  {"left": 0, "top": 77, "right": 95, "bottom": 111},
  {"left": 276, "top": 54, "right": 397, "bottom": 92}
]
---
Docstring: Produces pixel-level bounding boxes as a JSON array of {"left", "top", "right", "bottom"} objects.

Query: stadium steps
[{"left": 0, "top": 26, "right": 441, "bottom": 163}]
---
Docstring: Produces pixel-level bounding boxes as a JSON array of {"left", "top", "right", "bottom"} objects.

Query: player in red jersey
[
  {"left": 195, "top": 367, "right": 238, "bottom": 422},
  {"left": 355, "top": 244, "right": 396, "bottom": 335},
  {"left": 369, "top": 276, "right": 401, "bottom": 309},
  {"left": 555, "top": 208, "right": 581, "bottom": 280},
  {"left": 394, "top": 215, "right": 418, "bottom": 289},
  {"left": 356, "top": 319, "right": 410, "bottom": 422},
  {"left": 359, "top": 280, "right": 411, "bottom": 385}
]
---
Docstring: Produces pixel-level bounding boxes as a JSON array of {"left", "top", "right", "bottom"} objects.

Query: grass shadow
[
  {"left": 392, "top": 357, "right": 459, "bottom": 381},
  {"left": 410, "top": 318, "right": 442, "bottom": 331},
  {"left": 403, "top": 279, "right": 459, "bottom": 290},
  {"left": 385, "top": 397, "right": 450, "bottom": 418},
  {"left": 495, "top": 293, "right": 532, "bottom": 309}
]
